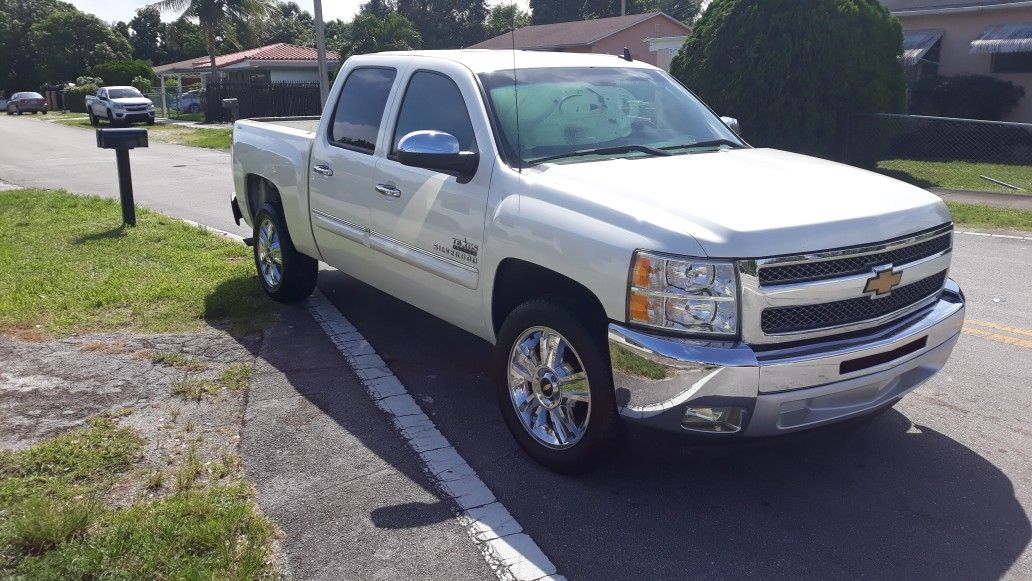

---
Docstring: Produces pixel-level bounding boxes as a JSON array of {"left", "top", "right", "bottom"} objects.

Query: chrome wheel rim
[
  {"left": 508, "top": 326, "right": 591, "bottom": 449},
  {"left": 256, "top": 217, "right": 283, "bottom": 289}
]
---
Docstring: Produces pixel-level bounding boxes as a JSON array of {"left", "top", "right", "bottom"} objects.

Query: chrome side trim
[
  {"left": 369, "top": 233, "right": 479, "bottom": 290},
  {"left": 312, "top": 209, "right": 367, "bottom": 245}
]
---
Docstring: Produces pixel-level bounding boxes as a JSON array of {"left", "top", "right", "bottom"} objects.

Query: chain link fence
[{"left": 846, "top": 113, "right": 1032, "bottom": 194}]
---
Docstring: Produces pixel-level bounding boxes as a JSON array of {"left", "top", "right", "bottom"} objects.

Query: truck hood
[
  {"left": 530, "top": 148, "right": 951, "bottom": 258},
  {"left": 111, "top": 97, "right": 152, "bottom": 106}
]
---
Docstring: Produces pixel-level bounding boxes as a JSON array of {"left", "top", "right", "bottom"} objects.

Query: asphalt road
[{"left": 2, "top": 115, "right": 1029, "bottom": 579}]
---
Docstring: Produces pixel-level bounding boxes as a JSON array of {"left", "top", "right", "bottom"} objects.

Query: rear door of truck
[{"left": 308, "top": 59, "right": 400, "bottom": 273}]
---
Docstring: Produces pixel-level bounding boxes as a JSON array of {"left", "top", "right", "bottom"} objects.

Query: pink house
[{"left": 468, "top": 12, "right": 691, "bottom": 70}]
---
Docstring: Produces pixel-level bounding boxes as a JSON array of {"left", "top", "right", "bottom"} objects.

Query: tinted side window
[
  {"left": 392, "top": 71, "right": 477, "bottom": 153},
  {"left": 330, "top": 67, "right": 397, "bottom": 153}
]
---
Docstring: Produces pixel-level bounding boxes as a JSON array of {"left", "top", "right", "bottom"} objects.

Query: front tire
[
  {"left": 89, "top": 111, "right": 98, "bottom": 126},
  {"left": 252, "top": 202, "right": 317, "bottom": 303},
  {"left": 494, "top": 300, "right": 619, "bottom": 473}
]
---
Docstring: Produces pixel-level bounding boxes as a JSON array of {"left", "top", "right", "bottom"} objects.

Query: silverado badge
[{"left": 864, "top": 267, "right": 902, "bottom": 297}]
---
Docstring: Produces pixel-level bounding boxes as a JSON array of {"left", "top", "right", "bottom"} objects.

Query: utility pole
[
  {"left": 313, "top": 0, "right": 329, "bottom": 106},
  {"left": 621, "top": 0, "right": 626, "bottom": 16}
]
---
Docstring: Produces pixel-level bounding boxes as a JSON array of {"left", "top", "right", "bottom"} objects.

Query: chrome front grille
[
  {"left": 739, "top": 224, "right": 954, "bottom": 344},
  {"left": 758, "top": 233, "right": 951, "bottom": 285},
  {"left": 760, "top": 271, "right": 947, "bottom": 334}
]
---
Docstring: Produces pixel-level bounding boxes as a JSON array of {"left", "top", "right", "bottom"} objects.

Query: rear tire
[
  {"left": 494, "top": 299, "right": 619, "bottom": 473},
  {"left": 252, "top": 202, "right": 318, "bottom": 303}
]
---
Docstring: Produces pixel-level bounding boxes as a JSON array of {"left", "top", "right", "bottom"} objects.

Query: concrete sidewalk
[
  {"left": 931, "top": 187, "right": 1032, "bottom": 210},
  {"left": 239, "top": 302, "right": 492, "bottom": 580}
]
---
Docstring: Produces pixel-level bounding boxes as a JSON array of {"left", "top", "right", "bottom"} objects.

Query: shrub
[
  {"left": 63, "top": 83, "right": 98, "bottom": 112},
  {"left": 131, "top": 75, "right": 153, "bottom": 93},
  {"left": 671, "top": 0, "right": 906, "bottom": 160},
  {"left": 90, "top": 59, "right": 153, "bottom": 87},
  {"left": 910, "top": 75, "right": 1026, "bottom": 121}
]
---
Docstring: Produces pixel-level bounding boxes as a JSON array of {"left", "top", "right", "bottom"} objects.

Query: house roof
[
  {"left": 882, "top": 0, "right": 1032, "bottom": 14},
  {"left": 154, "top": 43, "right": 340, "bottom": 75},
  {"left": 469, "top": 12, "right": 690, "bottom": 50},
  {"left": 193, "top": 43, "right": 340, "bottom": 68}
]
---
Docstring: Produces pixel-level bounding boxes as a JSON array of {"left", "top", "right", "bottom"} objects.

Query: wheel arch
[
  {"left": 491, "top": 258, "right": 609, "bottom": 338},
  {"left": 244, "top": 173, "right": 282, "bottom": 220}
]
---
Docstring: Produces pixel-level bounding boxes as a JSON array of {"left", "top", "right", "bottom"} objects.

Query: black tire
[
  {"left": 494, "top": 299, "right": 619, "bottom": 473},
  {"left": 89, "top": 111, "right": 98, "bottom": 126},
  {"left": 16, "top": 108, "right": 22, "bottom": 115},
  {"left": 146, "top": 119, "right": 155, "bottom": 126},
  {"left": 252, "top": 202, "right": 317, "bottom": 303},
  {"left": 4, "top": 109, "right": 11, "bottom": 116},
  {"left": 41, "top": 110, "right": 47, "bottom": 115}
]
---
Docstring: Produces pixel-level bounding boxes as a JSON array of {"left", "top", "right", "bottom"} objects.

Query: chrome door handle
[
  {"left": 375, "top": 183, "right": 401, "bottom": 198},
  {"left": 312, "top": 164, "right": 334, "bottom": 176}
]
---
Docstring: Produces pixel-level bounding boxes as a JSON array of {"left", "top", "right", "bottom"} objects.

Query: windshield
[
  {"left": 16, "top": 92, "right": 43, "bottom": 100},
  {"left": 108, "top": 88, "right": 143, "bottom": 99},
  {"left": 479, "top": 67, "right": 744, "bottom": 167}
]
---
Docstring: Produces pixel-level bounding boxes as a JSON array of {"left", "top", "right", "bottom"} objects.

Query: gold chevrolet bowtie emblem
[{"left": 864, "top": 267, "right": 902, "bottom": 297}]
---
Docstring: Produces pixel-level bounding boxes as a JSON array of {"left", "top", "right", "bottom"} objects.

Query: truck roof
[{"left": 352, "top": 49, "right": 659, "bottom": 74}]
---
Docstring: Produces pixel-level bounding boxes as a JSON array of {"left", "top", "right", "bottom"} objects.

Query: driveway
[{"left": 2, "top": 114, "right": 1029, "bottom": 579}]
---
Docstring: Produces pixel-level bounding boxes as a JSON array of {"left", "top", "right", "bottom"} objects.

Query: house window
[{"left": 991, "top": 52, "right": 1032, "bottom": 74}]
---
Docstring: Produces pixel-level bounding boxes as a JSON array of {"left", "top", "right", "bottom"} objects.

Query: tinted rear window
[{"left": 330, "top": 67, "right": 397, "bottom": 153}]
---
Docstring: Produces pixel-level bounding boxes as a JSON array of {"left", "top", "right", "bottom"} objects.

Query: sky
[{"left": 67, "top": 0, "right": 531, "bottom": 25}]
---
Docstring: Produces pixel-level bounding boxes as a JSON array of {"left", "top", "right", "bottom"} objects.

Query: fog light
[{"left": 682, "top": 406, "right": 744, "bottom": 433}]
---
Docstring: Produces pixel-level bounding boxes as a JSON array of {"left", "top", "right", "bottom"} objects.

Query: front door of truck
[
  {"left": 368, "top": 65, "right": 494, "bottom": 334},
  {"left": 309, "top": 65, "right": 398, "bottom": 276}
]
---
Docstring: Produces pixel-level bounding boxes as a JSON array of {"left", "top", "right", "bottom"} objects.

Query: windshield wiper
[
  {"left": 661, "top": 139, "right": 744, "bottom": 152},
  {"left": 527, "top": 144, "right": 671, "bottom": 166}
]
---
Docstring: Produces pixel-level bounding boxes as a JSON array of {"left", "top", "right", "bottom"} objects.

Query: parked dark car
[{"left": 5, "top": 92, "right": 48, "bottom": 115}]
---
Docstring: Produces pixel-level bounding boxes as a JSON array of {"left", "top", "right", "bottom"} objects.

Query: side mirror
[
  {"left": 397, "top": 130, "right": 478, "bottom": 178},
  {"left": 720, "top": 116, "right": 740, "bottom": 135}
]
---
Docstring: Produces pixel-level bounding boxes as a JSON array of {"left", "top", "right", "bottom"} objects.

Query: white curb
[{"left": 305, "top": 291, "right": 562, "bottom": 581}]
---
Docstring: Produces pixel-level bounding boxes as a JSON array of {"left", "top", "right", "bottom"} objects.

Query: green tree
[
  {"left": 259, "top": 1, "right": 314, "bottom": 46},
  {"left": 396, "top": 0, "right": 488, "bottom": 48},
  {"left": 639, "top": 0, "right": 701, "bottom": 23},
  {"left": 91, "top": 60, "right": 155, "bottom": 86},
  {"left": 162, "top": 18, "right": 207, "bottom": 62},
  {"left": 30, "top": 8, "right": 131, "bottom": 83},
  {"left": 0, "top": 0, "right": 78, "bottom": 93},
  {"left": 339, "top": 11, "right": 421, "bottom": 59},
  {"left": 485, "top": 3, "right": 529, "bottom": 38},
  {"left": 529, "top": 0, "right": 648, "bottom": 24},
  {"left": 129, "top": 6, "right": 166, "bottom": 62},
  {"left": 670, "top": 0, "right": 905, "bottom": 159},
  {"left": 152, "top": 0, "right": 276, "bottom": 76}
]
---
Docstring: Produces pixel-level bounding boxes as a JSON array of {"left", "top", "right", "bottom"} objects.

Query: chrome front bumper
[{"left": 608, "top": 278, "right": 965, "bottom": 436}]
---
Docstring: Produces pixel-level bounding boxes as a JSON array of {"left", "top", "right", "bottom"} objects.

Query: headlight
[
  {"left": 111, "top": 102, "right": 124, "bottom": 109},
  {"left": 628, "top": 251, "right": 738, "bottom": 336}
]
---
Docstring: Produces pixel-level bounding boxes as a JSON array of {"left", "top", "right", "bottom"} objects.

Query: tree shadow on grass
[{"left": 876, "top": 167, "right": 937, "bottom": 189}]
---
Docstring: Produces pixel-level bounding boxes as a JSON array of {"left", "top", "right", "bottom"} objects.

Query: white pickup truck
[
  {"left": 85, "top": 86, "right": 155, "bottom": 126},
  {"left": 230, "top": 50, "right": 965, "bottom": 472}
]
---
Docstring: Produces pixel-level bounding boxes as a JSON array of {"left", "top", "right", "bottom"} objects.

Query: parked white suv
[{"left": 229, "top": 50, "right": 964, "bottom": 472}]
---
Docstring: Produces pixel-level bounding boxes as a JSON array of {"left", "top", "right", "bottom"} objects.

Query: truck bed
[{"left": 244, "top": 116, "right": 320, "bottom": 134}]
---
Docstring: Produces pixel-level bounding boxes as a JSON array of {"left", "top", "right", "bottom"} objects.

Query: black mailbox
[
  {"left": 96, "top": 128, "right": 149, "bottom": 150},
  {"left": 96, "top": 128, "right": 149, "bottom": 226}
]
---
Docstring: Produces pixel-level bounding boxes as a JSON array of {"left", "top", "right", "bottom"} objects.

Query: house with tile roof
[
  {"left": 468, "top": 12, "right": 691, "bottom": 70},
  {"left": 884, "top": 0, "right": 1032, "bottom": 121},
  {"left": 153, "top": 43, "right": 341, "bottom": 84}
]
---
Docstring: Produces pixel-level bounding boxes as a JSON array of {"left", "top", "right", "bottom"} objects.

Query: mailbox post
[{"left": 96, "top": 128, "right": 148, "bottom": 226}]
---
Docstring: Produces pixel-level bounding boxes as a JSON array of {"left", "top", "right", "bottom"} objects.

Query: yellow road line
[
  {"left": 962, "top": 326, "right": 1032, "bottom": 349},
  {"left": 966, "top": 320, "right": 1032, "bottom": 338}
]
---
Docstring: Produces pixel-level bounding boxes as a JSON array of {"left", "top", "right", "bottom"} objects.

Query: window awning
[
  {"left": 970, "top": 23, "right": 1032, "bottom": 54},
  {"left": 902, "top": 29, "right": 944, "bottom": 66}
]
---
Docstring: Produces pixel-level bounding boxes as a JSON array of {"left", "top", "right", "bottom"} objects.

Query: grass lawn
[
  {"left": 0, "top": 189, "right": 271, "bottom": 337},
  {"left": 878, "top": 159, "right": 1031, "bottom": 194},
  {"left": 0, "top": 417, "right": 274, "bottom": 578},
  {"left": 56, "top": 117, "right": 232, "bottom": 150},
  {"left": 946, "top": 201, "right": 1032, "bottom": 231}
]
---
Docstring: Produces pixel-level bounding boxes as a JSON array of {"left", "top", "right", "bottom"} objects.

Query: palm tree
[
  {"left": 151, "top": 0, "right": 275, "bottom": 76},
  {"left": 341, "top": 12, "right": 421, "bottom": 59}
]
